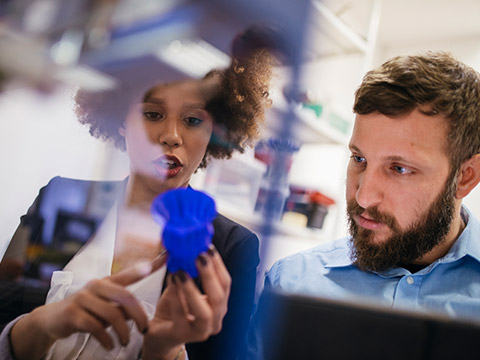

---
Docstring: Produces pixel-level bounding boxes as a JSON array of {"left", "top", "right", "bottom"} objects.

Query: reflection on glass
[{"left": 0, "top": 26, "right": 275, "bottom": 360}]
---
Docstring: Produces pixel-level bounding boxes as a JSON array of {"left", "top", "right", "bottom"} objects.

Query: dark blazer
[{"left": 0, "top": 177, "right": 260, "bottom": 360}]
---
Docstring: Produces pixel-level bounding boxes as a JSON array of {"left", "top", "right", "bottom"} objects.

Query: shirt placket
[{"left": 392, "top": 274, "right": 423, "bottom": 311}]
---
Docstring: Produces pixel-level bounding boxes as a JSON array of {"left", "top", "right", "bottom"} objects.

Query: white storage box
[{"left": 202, "top": 154, "right": 267, "bottom": 213}]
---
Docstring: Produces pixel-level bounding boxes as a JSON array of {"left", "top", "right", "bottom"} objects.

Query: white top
[{"left": 45, "top": 202, "right": 167, "bottom": 360}]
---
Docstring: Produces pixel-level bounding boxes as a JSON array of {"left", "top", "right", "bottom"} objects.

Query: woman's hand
[
  {"left": 10, "top": 254, "right": 166, "bottom": 360},
  {"left": 142, "top": 246, "right": 231, "bottom": 360}
]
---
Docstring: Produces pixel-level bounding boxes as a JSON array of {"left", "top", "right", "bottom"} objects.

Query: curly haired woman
[{"left": 0, "top": 27, "right": 274, "bottom": 360}]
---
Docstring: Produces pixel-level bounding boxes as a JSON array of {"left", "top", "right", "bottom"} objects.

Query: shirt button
[{"left": 406, "top": 276, "right": 414, "bottom": 285}]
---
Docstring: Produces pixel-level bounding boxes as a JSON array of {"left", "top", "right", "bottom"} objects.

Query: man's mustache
[{"left": 347, "top": 200, "right": 399, "bottom": 232}]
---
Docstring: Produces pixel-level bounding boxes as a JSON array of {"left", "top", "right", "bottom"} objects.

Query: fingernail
[
  {"left": 198, "top": 254, "right": 208, "bottom": 267},
  {"left": 142, "top": 326, "right": 149, "bottom": 334},
  {"left": 207, "top": 246, "right": 216, "bottom": 257},
  {"left": 177, "top": 271, "right": 188, "bottom": 283}
]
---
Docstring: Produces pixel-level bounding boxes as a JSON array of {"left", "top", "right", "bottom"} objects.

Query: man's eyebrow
[
  {"left": 349, "top": 144, "right": 361, "bottom": 153},
  {"left": 349, "top": 144, "right": 418, "bottom": 164},
  {"left": 385, "top": 155, "right": 409, "bottom": 162}
]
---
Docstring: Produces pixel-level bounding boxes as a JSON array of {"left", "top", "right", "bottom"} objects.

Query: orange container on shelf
[{"left": 306, "top": 191, "right": 335, "bottom": 229}]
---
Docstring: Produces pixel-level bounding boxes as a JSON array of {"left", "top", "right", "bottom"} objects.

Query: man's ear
[
  {"left": 456, "top": 154, "right": 480, "bottom": 199},
  {"left": 119, "top": 126, "right": 126, "bottom": 137}
]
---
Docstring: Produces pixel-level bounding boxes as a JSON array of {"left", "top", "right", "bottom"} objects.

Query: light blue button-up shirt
[{"left": 266, "top": 206, "right": 480, "bottom": 321}]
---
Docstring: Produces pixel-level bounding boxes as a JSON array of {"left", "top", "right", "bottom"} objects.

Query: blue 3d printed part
[{"left": 151, "top": 187, "right": 217, "bottom": 278}]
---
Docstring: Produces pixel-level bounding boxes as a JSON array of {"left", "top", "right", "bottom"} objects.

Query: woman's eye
[
  {"left": 185, "top": 117, "right": 203, "bottom": 126},
  {"left": 143, "top": 111, "right": 164, "bottom": 121}
]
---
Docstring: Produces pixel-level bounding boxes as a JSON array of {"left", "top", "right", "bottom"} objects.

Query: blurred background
[{"left": 1, "top": 0, "right": 480, "bottom": 273}]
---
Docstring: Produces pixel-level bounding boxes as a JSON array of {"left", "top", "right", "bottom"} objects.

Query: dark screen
[{"left": 258, "top": 288, "right": 480, "bottom": 360}]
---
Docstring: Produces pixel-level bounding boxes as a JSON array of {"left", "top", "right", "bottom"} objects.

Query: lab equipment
[{"left": 255, "top": 138, "right": 300, "bottom": 220}]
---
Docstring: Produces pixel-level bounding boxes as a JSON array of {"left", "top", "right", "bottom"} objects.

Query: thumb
[{"left": 109, "top": 250, "right": 167, "bottom": 286}]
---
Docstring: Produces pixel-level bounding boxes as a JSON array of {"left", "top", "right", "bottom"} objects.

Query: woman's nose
[{"left": 158, "top": 118, "right": 182, "bottom": 148}]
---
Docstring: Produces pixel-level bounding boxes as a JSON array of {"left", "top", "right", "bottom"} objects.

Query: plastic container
[
  {"left": 306, "top": 191, "right": 335, "bottom": 229},
  {"left": 255, "top": 183, "right": 291, "bottom": 220},
  {"left": 151, "top": 187, "right": 217, "bottom": 277},
  {"left": 202, "top": 154, "right": 266, "bottom": 212},
  {"left": 254, "top": 138, "right": 300, "bottom": 220}
]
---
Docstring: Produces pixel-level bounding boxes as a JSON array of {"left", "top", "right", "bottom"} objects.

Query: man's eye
[
  {"left": 392, "top": 165, "right": 411, "bottom": 175},
  {"left": 185, "top": 117, "right": 203, "bottom": 126},
  {"left": 144, "top": 111, "right": 164, "bottom": 121},
  {"left": 351, "top": 155, "right": 366, "bottom": 164}
]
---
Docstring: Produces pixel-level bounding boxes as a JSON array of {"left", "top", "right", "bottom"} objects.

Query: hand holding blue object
[{"left": 151, "top": 187, "right": 217, "bottom": 278}]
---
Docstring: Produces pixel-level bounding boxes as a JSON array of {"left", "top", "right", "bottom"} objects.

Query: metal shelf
[{"left": 264, "top": 104, "right": 350, "bottom": 146}]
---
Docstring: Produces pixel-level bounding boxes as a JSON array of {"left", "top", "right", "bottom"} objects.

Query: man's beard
[{"left": 347, "top": 173, "right": 457, "bottom": 273}]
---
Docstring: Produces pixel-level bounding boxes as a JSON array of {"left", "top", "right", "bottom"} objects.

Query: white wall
[{"left": 298, "top": 53, "right": 365, "bottom": 115}]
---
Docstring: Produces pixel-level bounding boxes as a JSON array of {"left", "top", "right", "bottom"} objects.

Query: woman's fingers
[
  {"left": 41, "top": 298, "right": 116, "bottom": 350},
  {"left": 195, "top": 252, "right": 230, "bottom": 333},
  {"left": 94, "top": 252, "right": 167, "bottom": 334},
  {"left": 14, "top": 254, "right": 166, "bottom": 356},
  {"left": 85, "top": 278, "right": 148, "bottom": 335},
  {"left": 109, "top": 250, "right": 167, "bottom": 286},
  {"left": 169, "top": 250, "right": 231, "bottom": 337},
  {"left": 147, "top": 248, "right": 231, "bottom": 346},
  {"left": 62, "top": 275, "right": 149, "bottom": 348},
  {"left": 207, "top": 246, "right": 231, "bottom": 295},
  {"left": 74, "top": 290, "right": 132, "bottom": 346},
  {"left": 172, "top": 271, "right": 214, "bottom": 341},
  {"left": 72, "top": 310, "right": 114, "bottom": 350},
  {"left": 169, "top": 274, "right": 195, "bottom": 322}
]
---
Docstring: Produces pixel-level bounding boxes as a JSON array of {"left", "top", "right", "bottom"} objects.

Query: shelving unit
[
  {"left": 212, "top": 0, "right": 384, "bottom": 269},
  {"left": 215, "top": 198, "right": 336, "bottom": 271},
  {"left": 308, "top": 0, "right": 382, "bottom": 71},
  {"left": 215, "top": 198, "right": 331, "bottom": 241},
  {"left": 264, "top": 103, "right": 350, "bottom": 146}
]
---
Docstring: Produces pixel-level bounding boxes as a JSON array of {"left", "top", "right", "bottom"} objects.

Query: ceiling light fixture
[{"left": 156, "top": 38, "right": 231, "bottom": 78}]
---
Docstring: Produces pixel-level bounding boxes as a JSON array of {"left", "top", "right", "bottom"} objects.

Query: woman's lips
[
  {"left": 153, "top": 155, "right": 183, "bottom": 178},
  {"left": 354, "top": 214, "right": 384, "bottom": 230}
]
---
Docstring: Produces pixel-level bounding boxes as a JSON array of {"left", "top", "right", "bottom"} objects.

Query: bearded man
[{"left": 264, "top": 51, "right": 480, "bottom": 319}]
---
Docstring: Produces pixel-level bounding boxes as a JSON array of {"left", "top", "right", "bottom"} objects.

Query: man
[
  {"left": 240, "top": 51, "right": 480, "bottom": 360},
  {"left": 265, "top": 51, "right": 480, "bottom": 319}
]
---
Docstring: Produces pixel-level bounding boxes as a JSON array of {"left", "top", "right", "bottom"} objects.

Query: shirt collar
[
  {"left": 440, "top": 205, "right": 480, "bottom": 264},
  {"left": 323, "top": 240, "right": 410, "bottom": 278},
  {"left": 324, "top": 238, "right": 354, "bottom": 268}
]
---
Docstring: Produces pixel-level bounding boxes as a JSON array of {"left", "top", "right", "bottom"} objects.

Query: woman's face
[{"left": 120, "top": 79, "right": 214, "bottom": 198}]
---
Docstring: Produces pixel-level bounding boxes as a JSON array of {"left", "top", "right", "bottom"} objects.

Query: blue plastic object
[{"left": 151, "top": 187, "right": 217, "bottom": 277}]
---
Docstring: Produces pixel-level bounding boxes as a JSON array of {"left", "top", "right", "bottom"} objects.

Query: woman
[{"left": 0, "top": 28, "right": 274, "bottom": 360}]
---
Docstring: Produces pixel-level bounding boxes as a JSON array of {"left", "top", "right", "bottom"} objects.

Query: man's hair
[{"left": 354, "top": 51, "right": 480, "bottom": 171}]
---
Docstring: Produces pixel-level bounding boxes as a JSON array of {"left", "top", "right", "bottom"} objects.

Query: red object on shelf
[{"left": 309, "top": 191, "right": 335, "bottom": 206}]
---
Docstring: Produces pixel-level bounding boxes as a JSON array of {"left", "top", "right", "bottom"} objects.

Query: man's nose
[{"left": 355, "top": 168, "right": 384, "bottom": 210}]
